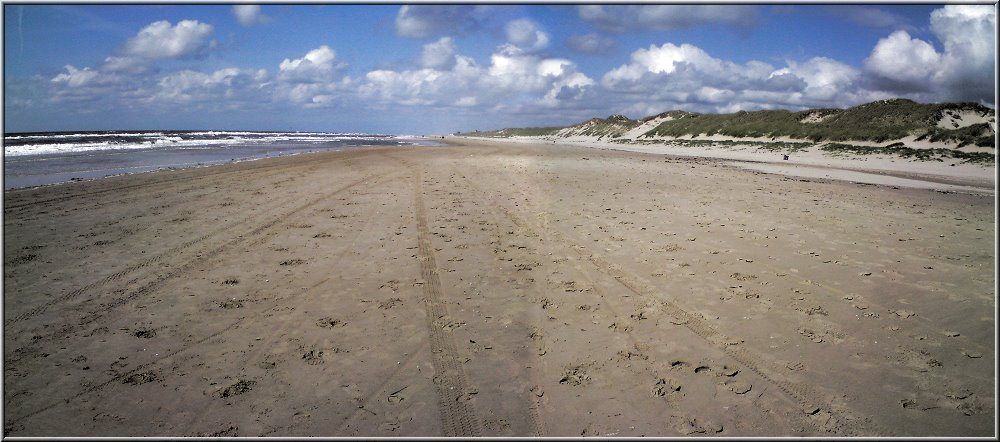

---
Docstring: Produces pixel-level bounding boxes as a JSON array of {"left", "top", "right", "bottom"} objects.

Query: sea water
[{"left": 2, "top": 131, "right": 432, "bottom": 190}]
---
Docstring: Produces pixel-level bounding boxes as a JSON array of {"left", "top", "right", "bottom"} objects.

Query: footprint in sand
[
  {"left": 725, "top": 380, "right": 752, "bottom": 395},
  {"left": 302, "top": 350, "right": 325, "bottom": 365},
  {"left": 961, "top": 350, "right": 983, "bottom": 359},
  {"left": 122, "top": 371, "right": 158, "bottom": 385},
  {"left": 315, "top": 317, "right": 346, "bottom": 328},
  {"left": 133, "top": 328, "right": 157, "bottom": 339},
  {"left": 675, "top": 416, "right": 723, "bottom": 435},
  {"left": 378, "top": 298, "right": 404, "bottom": 309},
  {"left": 218, "top": 379, "right": 255, "bottom": 398},
  {"left": 559, "top": 365, "right": 591, "bottom": 386},
  {"left": 434, "top": 317, "right": 465, "bottom": 331},
  {"left": 652, "top": 378, "right": 682, "bottom": 397},
  {"left": 219, "top": 299, "right": 244, "bottom": 309}
]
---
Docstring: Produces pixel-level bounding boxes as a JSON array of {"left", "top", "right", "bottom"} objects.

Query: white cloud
[
  {"left": 861, "top": 5, "right": 995, "bottom": 103},
  {"left": 420, "top": 37, "right": 457, "bottom": 69},
  {"left": 278, "top": 45, "right": 341, "bottom": 83},
  {"left": 541, "top": 72, "right": 595, "bottom": 107},
  {"left": 49, "top": 64, "right": 131, "bottom": 105},
  {"left": 929, "top": 5, "right": 995, "bottom": 101},
  {"left": 360, "top": 44, "right": 594, "bottom": 113},
  {"left": 51, "top": 65, "right": 102, "bottom": 88},
  {"left": 149, "top": 68, "right": 269, "bottom": 106},
  {"left": 864, "top": 31, "right": 940, "bottom": 89},
  {"left": 775, "top": 57, "right": 861, "bottom": 104},
  {"left": 579, "top": 5, "right": 759, "bottom": 33},
  {"left": 505, "top": 19, "right": 549, "bottom": 51},
  {"left": 601, "top": 41, "right": 871, "bottom": 114},
  {"left": 273, "top": 46, "right": 353, "bottom": 106},
  {"left": 233, "top": 5, "right": 268, "bottom": 27},
  {"left": 602, "top": 42, "right": 726, "bottom": 86},
  {"left": 46, "top": 19, "right": 217, "bottom": 106},
  {"left": 123, "top": 20, "right": 215, "bottom": 60}
]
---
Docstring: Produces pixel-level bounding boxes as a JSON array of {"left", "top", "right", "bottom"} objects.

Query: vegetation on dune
[
  {"left": 644, "top": 99, "right": 995, "bottom": 146},
  {"left": 612, "top": 138, "right": 813, "bottom": 153},
  {"left": 821, "top": 142, "right": 994, "bottom": 164},
  {"left": 639, "top": 110, "right": 701, "bottom": 123},
  {"left": 457, "top": 99, "right": 996, "bottom": 163},
  {"left": 919, "top": 123, "right": 995, "bottom": 147},
  {"left": 560, "top": 114, "right": 640, "bottom": 138}
]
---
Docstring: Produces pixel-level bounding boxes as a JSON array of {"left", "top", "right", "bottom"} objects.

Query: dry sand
[{"left": 2, "top": 139, "right": 995, "bottom": 437}]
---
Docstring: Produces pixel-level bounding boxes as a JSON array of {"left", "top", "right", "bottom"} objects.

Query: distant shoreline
[{"left": 3, "top": 134, "right": 437, "bottom": 191}]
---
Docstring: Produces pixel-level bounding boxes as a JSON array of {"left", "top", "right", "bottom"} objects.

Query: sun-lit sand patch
[{"left": 937, "top": 109, "right": 996, "bottom": 130}]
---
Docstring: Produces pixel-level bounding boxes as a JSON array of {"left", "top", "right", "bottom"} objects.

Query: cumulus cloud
[
  {"left": 603, "top": 43, "right": 723, "bottom": 84},
  {"left": 773, "top": 57, "right": 862, "bottom": 104},
  {"left": 360, "top": 44, "right": 594, "bottom": 113},
  {"left": 864, "top": 31, "right": 940, "bottom": 91},
  {"left": 149, "top": 67, "right": 269, "bottom": 106},
  {"left": 600, "top": 40, "right": 871, "bottom": 114},
  {"left": 123, "top": 20, "right": 215, "bottom": 60},
  {"left": 579, "top": 5, "right": 759, "bottom": 33},
  {"left": 272, "top": 46, "right": 352, "bottom": 106},
  {"left": 94, "top": 20, "right": 216, "bottom": 73},
  {"left": 420, "top": 37, "right": 457, "bottom": 69},
  {"left": 566, "top": 33, "right": 616, "bottom": 55},
  {"left": 862, "top": 5, "right": 995, "bottom": 103},
  {"left": 48, "top": 64, "right": 130, "bottom": 106},
  {"left": 233, "top": 5, "right": 268, "bottom": 27},
  {"left": 929, "top": 5, "right": 995, "bottom": 101},
  {"left": 51, "top": 65, "right": 102, "bottom": 88},
  {"left": 505, "top": 19, "right": 549, "bottom": 51},
  {"left": 395, "top": 5, "right": 487, "bottom": 38},
  {"left": 46, "top": 19, "right": 217, "bottom": 106},
  {"left": 277, "top": 45, "right": 342, "bottom": 83}
]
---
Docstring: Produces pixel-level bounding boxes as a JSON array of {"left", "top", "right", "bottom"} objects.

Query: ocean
[{"left": 2, "top": 131, "right": 432, "bottom": 190}]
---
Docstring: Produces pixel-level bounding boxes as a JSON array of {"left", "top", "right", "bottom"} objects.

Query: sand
[
  {"left": 2, "top": 139, "right": 995, "bottom": 437},
  {"left": 491, "top": 135, "right": 997, "bottom": 188}
]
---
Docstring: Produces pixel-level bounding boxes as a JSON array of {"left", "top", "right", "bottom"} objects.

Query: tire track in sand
[
  {"left": 454, "top": 170, "right": 893, "bottom": 437},
  {"left": 434, "top": 167, "right": 546, "bottom": 437},
  {"left": 5, "top": 172, "right": 387, "bottom": 345},
  {"left": 4, "top": 275, "right": 335, "bottom": 427},
  {"left": 4, "top": 158, "right": 368, "bottom": 327},
  {"left": 413, "top": 166, "right": 483, "bottom": 437},
  {"left": 6, "top": 165, "right": 405, "bottom": 427}
]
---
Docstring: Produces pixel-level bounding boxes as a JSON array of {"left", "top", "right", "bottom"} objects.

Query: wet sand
[{"left": 3, "top": 139, "right": 995, "bottom": 436}]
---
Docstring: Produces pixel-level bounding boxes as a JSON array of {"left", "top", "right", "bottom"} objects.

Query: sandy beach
[{"left": 2, "top": 139, "right": 995, "bottom": 437}]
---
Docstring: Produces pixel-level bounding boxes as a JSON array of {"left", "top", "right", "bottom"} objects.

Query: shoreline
[
  {"left": 3, "top": 139, "right": 439, "bottom": 191},
  {"left": 452, "top": 136, "right": 996, "bottom": 194}
]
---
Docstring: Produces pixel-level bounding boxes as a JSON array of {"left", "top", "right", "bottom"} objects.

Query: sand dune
[{"left": 3, "top": 140, "right": 994, "bottom": 437}]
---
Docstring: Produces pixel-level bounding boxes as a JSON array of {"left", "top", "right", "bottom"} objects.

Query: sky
[{"left": 2, "top": 3, "right": 996, "bottom": 134}]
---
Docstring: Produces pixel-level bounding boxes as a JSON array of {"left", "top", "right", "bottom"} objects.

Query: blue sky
[{"left": 3, "top": 4, "right": 996, "bottom": 134}]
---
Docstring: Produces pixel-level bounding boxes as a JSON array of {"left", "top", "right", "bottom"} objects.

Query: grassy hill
[
  {"left": 460, "top": 99, "right": 996, "bottom": 148},
  {"left": 644, "top": 99, "right": 994, "bottom": 147}
]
